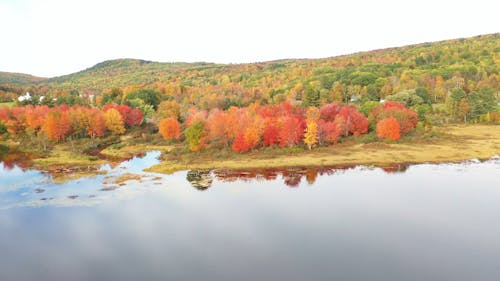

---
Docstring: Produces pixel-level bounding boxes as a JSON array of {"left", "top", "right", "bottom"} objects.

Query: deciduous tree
[
  {"left": 377, "top": 117, "right": 401, "bottom": 141},
  {"left": 104, "top": 108, "right": 125, "bottom": 135},
  {"left": 158, "top": 117, "right": 181, "bottom": 140}
]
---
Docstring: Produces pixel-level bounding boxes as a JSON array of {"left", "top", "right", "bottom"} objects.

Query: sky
[{"left": 0, "top": 0, "right": 498, "bottom": 77}]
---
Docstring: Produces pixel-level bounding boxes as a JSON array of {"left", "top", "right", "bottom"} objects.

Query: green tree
[
  {"left": 126, "top": 89, "right": 160, "bottom": 110},
  {"left": 184, "top": 121, "right": 207, "bottom": 152},
  {"left": 359, "top": 101, "right": 380, "bottom": 117},
  {"left": 304, "top": 87, "right": 320, "bottom": 107},
  {"left": 101, "top": 88, "right": 123, "bottom": 106},
  {"left": 415, "top": 87, "right": 431, "bottom": 105},
  {"left": 0, "top": 122, "right": 7, "bottom": 135},
  {"left": 127, "top": 98, "right": 154, "bottom": 120},
  {"left": 467, "top": 87, "right": 497, "bottom": 121},
  {"left": 445, "top": 88, "right": 466, "bottom": 120},
  {"left": 386, "top": 89, "right": 425, "bottom": 107}
]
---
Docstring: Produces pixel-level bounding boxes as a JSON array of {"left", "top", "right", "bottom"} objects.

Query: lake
[{"left": 1, "top": 151, "right": 499, "bottom": 281}]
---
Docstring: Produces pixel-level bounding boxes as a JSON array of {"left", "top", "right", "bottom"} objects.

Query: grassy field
[
  {"left": 0, "top": 102, "right": 15, "bottom": 107},
  {"left": 4, "top": 125, "right": 499, "bottom": 178},
  {"left": 32, "top": 143, "right": 107, "bottom": 167},
  {"left": 147, "top": 125, "right": 500, "bottom": 174}
]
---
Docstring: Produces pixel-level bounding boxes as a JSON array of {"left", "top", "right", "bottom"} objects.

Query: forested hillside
[
  {"left": 0, "top": 33, "right": 498, "bottom": 154},
  {"left": 1, "top": 34, "right": 498, "bottom": 111},
  {"left": 0, "top": 72, "right": 46, "bottom": 86}
]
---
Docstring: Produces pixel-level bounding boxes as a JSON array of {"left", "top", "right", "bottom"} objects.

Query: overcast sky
[{"left": 0, "top": 0, "right": 498, "bottom": 77}]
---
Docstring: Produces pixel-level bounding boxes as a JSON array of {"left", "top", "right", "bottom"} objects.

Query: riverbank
[
  {"left": 2, "top": 125, "right": 499, "bottom": 176},
  {"left": 146, "top": 125, "right": 500, "bottom": 173}
]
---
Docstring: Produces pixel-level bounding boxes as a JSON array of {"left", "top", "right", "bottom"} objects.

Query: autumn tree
[
  {"left": 158, "top": 117, "right": 181, "bottom": 141},
  {"left": 278, "top": 115, "right": 305, "bottom": 147},
  {"left": 320, "top": 103, "right": 341, "bottom": 122},
  {"left": 377, "top": 117, "right": 401, "bottom": 141},
  {"left": 458, "top": 98, "right": 470, "bottom": 123},
  {"left": 103, "top": 104, "right": 142, "bottom": 126},
  {"left": 317, "top": 119, "right": 341, "bottom": 144},
  {"left": 243, "top": 122, "right": 261, "bottom": 151},
  {"left": 369, "top": 101, "right": 418, "bottom": 134},
  {"left": 304, "top": 119, "right": 318, "bottom": 150},
  {"left": 304, "top": 107, "right": 319, "bottom": 149},
  {"left": 207, "top": 109, "right": 230, "bottom": 147},
  {"left": 232, "top": 133, "right": 250, "bottom": 153},
  {"left": 87, "top": 108, "right": 106, "bottom": 138},
  {"left": 104, "top": 108, "right": 125, "bottom": 135},
  {"left": 262, "top": 122, "right": 279, "bottom": 146},
  {"left": 335, "top": 106, "right": 369, "bottom": 137},
  {"left": 157, "top": 100, "right": 180, "bottom": 120},
  {"left": 42, "top": 109, "right": 71, "bottom": 141},
  {"left": 126, "top": 108, "right": 143, "bottom": 126},
  {"left": 184, "top": 121, "right": 207, "bottom": 152}
]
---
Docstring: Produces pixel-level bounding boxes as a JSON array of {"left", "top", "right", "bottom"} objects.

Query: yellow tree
[
  {"left": 104, "top": 108, "right": 125, "bottom": 135},
  {"left": 157, "top": 100, "right": 180, "bottom": 120},
  {"left": 304, "top": 107, "right": 319, "bottom": 150},
  {"left": 304, "top": 119, "right": 318, "bottom": 150},
  {"left": 434, "top": 75, "right": 446, "bottom": 102}
]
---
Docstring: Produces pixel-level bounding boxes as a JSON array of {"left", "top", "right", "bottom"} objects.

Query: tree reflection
[
  {"left": 186, "top": 170, "right": 213, "bottom": 190},
  {"left": 381, "top": 164, "right": 409, "bottom": 173},
  {"left": 0, "top": 150, "right": 34, "bottom": 171},
  {"left": 211, "top": 163, "right": 411, "bottom": 187},
  {"left": 282, "top": 170, "right": 303, "bottom": 187},
  {"left": 305, "top": 168, "right": 318, "bottom": 185}
]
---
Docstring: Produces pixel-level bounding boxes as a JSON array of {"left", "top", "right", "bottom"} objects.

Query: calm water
[{"left": 0, "top": 152, "right": 499, "bottom": 281}]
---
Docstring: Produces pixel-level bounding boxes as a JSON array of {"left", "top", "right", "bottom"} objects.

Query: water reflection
[
  {"left": 186, "top": 170, "right": 213, "bottom": 190},
  {"left": 0, "top": 151, "right": 165, "bottom": 209},
  {"left": 1, "top": 157, "right": 499, "bottom": 281},
  {"left": 186, "top": 163, "right": 410, "bottom": 189},
  {"left": 0, "top": 148, "right": 35, "bottom": 171}
]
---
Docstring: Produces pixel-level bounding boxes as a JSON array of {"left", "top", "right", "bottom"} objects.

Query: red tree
[
  {"left": 370, "top": 101, "right": 418, "bottom": 134},
  {"left": 262, "top": 122, "right": 280, "bottom": 146},
  {"left": 335, "top": 106, "right": 369, "bottom": 136},
  {"left": 278, "top": 115, "right": 305, "bottom": 147},
  {"left": 126, "top": 108, "right": 143, "bottom": 126},
  {"left": 318, "top": 120, "right": 341, "bottom": 144},
  {"left": 377, "top": 117, "right": 401, "bottom": 141},
  {"left": 232, "top": 133, "right": 250, "bottom": 153},
  {"left": 320, "top": 103, "right": 341, "bottom": 122}
]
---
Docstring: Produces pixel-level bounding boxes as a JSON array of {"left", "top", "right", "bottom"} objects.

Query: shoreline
[
  {"left": 146, "top": 125, "right": 500, "bottom": 173},
  {"left": 2, "top": 125, "right": 499, "bottom": 176}
]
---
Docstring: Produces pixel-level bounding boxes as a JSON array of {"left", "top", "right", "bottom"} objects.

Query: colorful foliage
[
  {"left": 158, "top": 118, "right": 181, "bottom": 140},
  {"left": 377, "top": 117, "right": 401, "bottom": 141},
  {"left": 103, "top": 108, "right": 126, "bottom": 135}
]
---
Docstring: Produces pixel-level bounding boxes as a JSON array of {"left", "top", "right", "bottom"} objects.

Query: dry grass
[
  {"left": 147, "top": 125, "right": 500, "bottom": 174},
  {"left": 33, "top": 143, "right": 106, "bottom": 167},
  {"left": 100, "top": 136, "right": 174, "bottom": 158}
]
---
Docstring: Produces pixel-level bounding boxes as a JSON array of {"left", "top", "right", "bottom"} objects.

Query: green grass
[{"left": 0, "top": 102, "right": 15, "bottom": 108}]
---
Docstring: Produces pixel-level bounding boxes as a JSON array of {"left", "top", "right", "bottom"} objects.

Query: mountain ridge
[{"left": 0, "top": 33, "right": 498, "bottom": 96}]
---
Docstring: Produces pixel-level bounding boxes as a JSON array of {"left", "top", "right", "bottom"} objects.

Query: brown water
[{"left": 0, "top": 152, "right": 499, "bottom": 281}]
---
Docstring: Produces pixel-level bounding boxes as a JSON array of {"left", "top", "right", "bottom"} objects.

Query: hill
[
  {"left": 0, "top": 33, "right": 498, "bottom": 110},
  {"left": 0, "top": 72, "right": 46, "bottom": 86},
  {"left": 44, "top": 59, "right": 222, "bottom": 92}
]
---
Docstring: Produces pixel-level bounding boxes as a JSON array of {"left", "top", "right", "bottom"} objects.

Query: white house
[{"left": 18, "top": 92, "right": 32, "bottom": 102}]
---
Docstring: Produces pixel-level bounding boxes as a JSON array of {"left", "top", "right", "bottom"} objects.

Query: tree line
[{"left": 1, "top": 99, "right": 418, "bottom": 153}]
